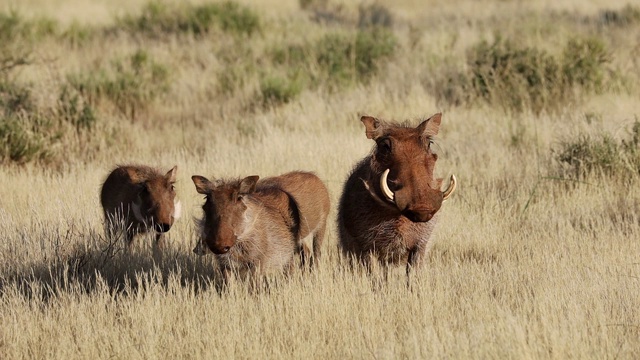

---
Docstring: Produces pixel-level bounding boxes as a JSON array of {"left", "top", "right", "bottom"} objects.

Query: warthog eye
[{"left": 378, "top": 138, "right": 392, "bottom": 154}]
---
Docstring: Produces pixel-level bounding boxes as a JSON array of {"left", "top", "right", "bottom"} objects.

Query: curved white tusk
[
  {"left": 380, "top": 169, "right": 395, "bottom": 203},
  {"left": 443, "top": 174, "right": 457, "bottom": 201}
]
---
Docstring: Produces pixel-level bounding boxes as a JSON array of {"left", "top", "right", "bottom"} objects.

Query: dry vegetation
[{"left": 1, "top": 0, "right": 640, "bottom": 358}]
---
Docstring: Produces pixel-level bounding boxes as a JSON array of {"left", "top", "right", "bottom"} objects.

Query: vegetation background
[{"left": 1, "top": 0, "right": 639, "bottom": 358}]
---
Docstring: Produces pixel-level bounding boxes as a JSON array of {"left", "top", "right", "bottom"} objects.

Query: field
[{"left": 1, "top": 0, "right": 640, "bottom": 358}]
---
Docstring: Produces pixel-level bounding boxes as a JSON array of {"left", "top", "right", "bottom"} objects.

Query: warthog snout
[
  {"left": 402, "top": 207, "right": 437, "bottom": 222},
  {"left": 211, "top": 245, "right": 231, "bottom": 254},
  {"left": 155, "top": 222, "right": 172, "bottom": 233}
]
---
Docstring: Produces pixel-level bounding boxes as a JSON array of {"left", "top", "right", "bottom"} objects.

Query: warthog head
[
  {"left": 192, "top": 175, "right": 259, "bottom": 255},
  {"left": 361, "top": 113, "right": 456, "bottom": 222},
  {"left": 129, "top": 166, "right": 180, "bottom": 233}
]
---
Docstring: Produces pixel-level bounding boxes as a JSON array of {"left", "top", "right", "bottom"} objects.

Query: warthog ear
[
  {"left": 417, "top": 113, "right": 442, "bottom": 137},
  {"left": 126, "top": 168, "right": 145, "bottom": 184},
  {"left": 192, "top": 175, "right": 212, "bottom": 195},
  {"left": 361, "top": 115, "right": 384, "bottom": 140},
  {"left": 166, "top": 166, "right": 177, "bottom": 183},
  {"left": 239, "top": 175, "right": 259, "bottom": 195}
]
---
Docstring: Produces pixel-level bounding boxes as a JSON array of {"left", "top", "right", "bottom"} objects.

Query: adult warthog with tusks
[
  {"left": 192, "top": 171, "right": 330, "bottom": 281},
  {"left": 338, "top": 113, "right": 456, "bottom": 279},
  {"left": 100, "top": 165, "right": 181, "bottom": 249}
]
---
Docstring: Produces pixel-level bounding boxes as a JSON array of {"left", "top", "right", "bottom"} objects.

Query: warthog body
[
  {"left": 259, "top": 171, "right": 330, "bottom": 267},
  {"left": 338, "top": 113, "right": 456, "bottom": 278},
  {"left": 192, "top": 171, "right": 330, "bottom": 280},
  {"left": 100, "top": 165, "right": 180, "bottom": 248}
]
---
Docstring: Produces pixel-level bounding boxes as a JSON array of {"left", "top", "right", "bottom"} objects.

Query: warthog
[
  {"left": 100, "top": 165, "right": 181, "bottom": 249},
  {"left": 338, "top": 113, "right": 456, "bottom": 279},
  {"left": 192, "top": 171, "right": 330, "bottom": 281},
  {"left": 259, "top": 171, "right": 330, "bottom": 267}
]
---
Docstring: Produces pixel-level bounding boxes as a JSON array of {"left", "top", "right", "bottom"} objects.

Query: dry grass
[{"left": 1, "top": 0, "right": 640, "bottom": 359}]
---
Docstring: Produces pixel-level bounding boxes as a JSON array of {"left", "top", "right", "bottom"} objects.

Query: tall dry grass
[{"left": 1, "top": 0, "right": 639, "bottom": 358}]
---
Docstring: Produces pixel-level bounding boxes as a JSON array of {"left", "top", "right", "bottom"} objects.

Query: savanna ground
[{"left": 1, "top": 0, "right": 640, "bottom": 358}]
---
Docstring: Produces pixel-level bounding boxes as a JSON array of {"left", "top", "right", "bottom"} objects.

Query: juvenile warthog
[
  {"left": 259, "top": 171, "right": 330, "bottom": 267},
  {"left": 192, "top": 171, "right": 330, "bottom": 281},
  {"left": 338, "top": 113, "right": 456, "bottom": 279},
  {"left": 100, "top": 165, "right": 181, "bottom": 248}
]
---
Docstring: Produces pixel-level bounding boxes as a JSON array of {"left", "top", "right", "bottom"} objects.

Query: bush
[
  {"left": 0, "top": 80, "right": 34, "bottom": 114},
  {"left": 353, "top": 28, "right": 396, "bottom": 78},
  {"left": 316, "top": 28, "right": 396, "bottom": 86},
  {"left": 68, "top": 50, "right": 170, "bottom": 121},
  {"left": 0, "top": 11, "right": 57, "bottom": 43},
  {"left": 60, "top": 21, "right": 96, "bottom": 47},
  {"left": 436, "top": 36, "right": 613, "bottom": 113},
  {"left": 0, "top": 114, "right": 57, "bottom": 164},
  {"left": 555, "top": 119, "right": 640, "bottom": 179},
  {"left": 562, "top": 37, "right": 609, "bottom": 92},
  {"left": 467, "top": 37, "right": 563, "bottom": 113},
  {"left": 260, "top": 75, "right": 304, "bottom": 107},
  {"left": 265, "top": 27, "right": 396, "bottom": 95},
  {"left": 120, "top": 1, "right": 259, "bottom": 37},
  {"left": 58, "top": 86, "right": 97, "bottom": 133},
  {"left": 0, "top": 76, "right": 103, "bottom": 165},
  {"left": 0, "top": 81, "right": 57, "bottom": 164}
]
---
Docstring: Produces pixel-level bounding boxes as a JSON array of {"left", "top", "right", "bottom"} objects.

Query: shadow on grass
[{"left": 0, "top": 225, "right": 220, "bottom": 302}]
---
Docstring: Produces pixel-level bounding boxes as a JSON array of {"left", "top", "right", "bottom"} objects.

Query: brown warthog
[
  {"left": 100, "top": 165, "right": 181, "bottom": 249},
  {"left": 338, "top": 113, "right": 456, "bottom": 280},
  {"left": 192, "top": 171, "right": 330, "bottom": 281},
  {"left": 259, "top": 171, "right": 330, "bottom": 267}
]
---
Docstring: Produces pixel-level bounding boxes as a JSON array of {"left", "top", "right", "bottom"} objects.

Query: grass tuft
[{"left": 555, "top": 119, "right": 640, "bottom": 179}]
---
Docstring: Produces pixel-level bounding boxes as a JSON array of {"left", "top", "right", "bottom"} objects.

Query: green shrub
[
  {"left": 68, "top": 50, "right": 170, "bottom": 121},
  {"left": 0, "top": 80, "right": 34, "bottom": 114},
  {"left": 60, "top": 22, "right": 96, "bottom": 47},
  {"left": 58, "top": 86, "right": 97, "bottom": 133},
  {"left": 214, "top": 2, "right": 260, "bottom": 35},
  {"left": 0, "top": 11, "right": 57, "bottom": 43},
  {"left": 316, "top": 28, "right": 396, "bottom": 86},
  {"left": 436, "top": 36, "right": 613, "bottom": 113},
  {"left": 0, "top": 11, "right": 22, "bottom": 42},
  {"left": 316, "top": 33, "right": 353, "bottom": 85},
  {"left": 467, "top": 37, "right": 563, "bottom": 113},
  {"left": 0, "top": 114, "right": 55, "bottom": 164},
  {"left": 354, "top": 28, "right": 396, "bottom": 77},
  {"left": 271, "top": 44, "right": 308, "bottom": 67},
  {"left": 0, "top": 81, "right": 59, "bottom": 165},
  {"left": 562, "top": 37, "right": 609, "bottom": 92},
  {"left": 555, "top": 119, "right": 640, "bottom": 178},
  {"left": 260, "top": 75, "right": 304, "bottom": 106},
  {"left": 120, "top": 1, "right": 259, "bottom": 37}
]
